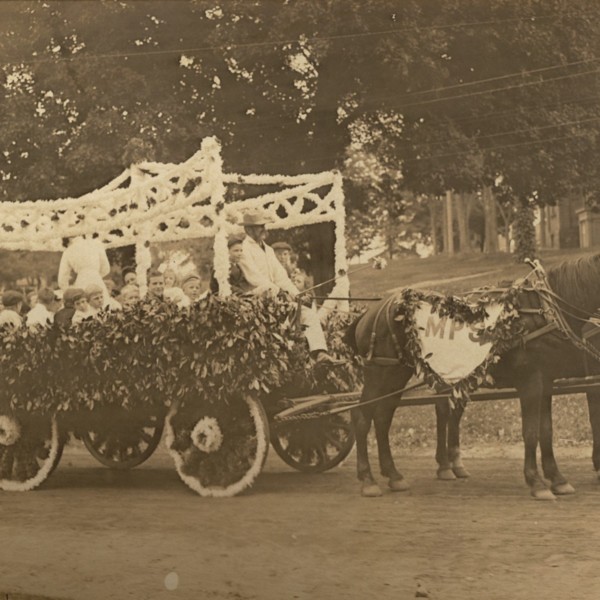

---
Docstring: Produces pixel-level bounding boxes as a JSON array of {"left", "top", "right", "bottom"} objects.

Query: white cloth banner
[{"left": 414, "top": 302, "right": 504, "bottom": 384}]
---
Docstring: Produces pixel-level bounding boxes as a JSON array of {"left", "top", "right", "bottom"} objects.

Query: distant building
[{"left": 536, "top": 195, "right": 583, "bottom": 249}]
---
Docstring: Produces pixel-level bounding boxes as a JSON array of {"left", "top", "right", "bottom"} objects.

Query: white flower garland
[
  {"left": 190, "top": 417, "right": 223, "bottom": 453},
  {"left": 1, "top": 135, "right": 349, "bottom": 309},
  {"left": 164, "top": 396, "right": 269, "bottom": 498},
  {"left": 0, "top": 415, "right": 60, "bottom": 492},
  {"left": 0, "top": 415, "right": 21, "bottom": 446}
]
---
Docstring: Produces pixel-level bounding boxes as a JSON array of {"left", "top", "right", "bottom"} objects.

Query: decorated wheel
[
  {"left": 271, "top": 411, "right": 355, "bottom": 473},
  {"left": 0, "top": 413, "right": 62, "bottom": 491},
  {"left": 165, "top": 395, "right": 269, "bottom": 497},
  {"left": 82, "top": 411, "right": 164, "bottom": 470}
]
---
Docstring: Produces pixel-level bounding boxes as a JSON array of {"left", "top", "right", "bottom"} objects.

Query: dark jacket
[{"left": 210, "top": 264, "right": 254, "bottom": 295}]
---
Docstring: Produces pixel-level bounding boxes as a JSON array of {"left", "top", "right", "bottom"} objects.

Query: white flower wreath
[
  {"left": 190, "top": 417, "right": 223, "bottom": 454},
  {"left": 0, "top": 415, "right": 21, "bottom": 446}
]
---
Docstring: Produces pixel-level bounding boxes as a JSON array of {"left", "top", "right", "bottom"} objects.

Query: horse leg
[
  {"left": 448, "top": 403, "right": 469, "bottom": 478},
  {"left": 435, "top": 400, "right": 456, "bottom": 480},
  {"left": 518, "top": 371, "right": 555, "bottom": 500},
  {"left": 352, "top": 367, "right": 384, "bottom": 497},
  {"left": 374, "top": 397, "right": 410, "bottom": 492},
  {"left": 586, "top": 391, "right": 600, "bottom": 480},
  {"left": 540, "top": 391, "right": 575, "bottom": 495}
]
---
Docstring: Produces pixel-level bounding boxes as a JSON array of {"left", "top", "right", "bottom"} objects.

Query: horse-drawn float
[
  {"left": 3, "top": 137, "right": 600, "bottom": 500},
  {"left": 0, "top": 137, "right": 358, "bottom": 497}
]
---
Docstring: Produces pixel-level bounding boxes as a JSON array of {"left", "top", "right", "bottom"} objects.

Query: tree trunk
[
  {"left": 429, "top": 196, "right": 439, "bottom": 255},
  {"left": 482, "top": 186, "right": 498, "bottom": 253},
  {"left": 444, "top": 190, "right": 455, "bottom": 254},
  {"left": 455, "top": 192, "right": 472, "bottom": 253}
]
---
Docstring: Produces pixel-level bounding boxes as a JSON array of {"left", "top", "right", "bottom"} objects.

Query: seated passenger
[
  {"left": 122, "top": 266, "right": 138, "bottom": 286},
  {"left": 0, "top": 290, "right": 25, "bottom": 330},
  {"left": 238, "top": 210, "right": 344, "bottom": 367},
  {"left": 146, "top": 270, "right": 165, "bottom": 301},
  {"left": 119, "top": 284, "right": 140, "bottom": 308},
  {"left": 85, "top": 284, "right": 105, "bottom": 311},
  {"left": 71, "top": 289, "right": 96, "bottom": 324},
  {"left": 26, "top": 288, "right": 59, "bottom": 328},
  {"left": 181, "top": 273, "right": 203, "bottom": 303},
  {"left": 54, "top": 288, "right": 79, "bottom": 327},
  {"left": 272, "top": 241, "right": 295, "bottom": 276},
  {"left": 210, "top": 238, "right": 254, "bottom": 295}
]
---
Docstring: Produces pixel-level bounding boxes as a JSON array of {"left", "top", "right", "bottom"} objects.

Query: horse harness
[{"left": 361, "top": 259, "right": 600, "bottom": 371}]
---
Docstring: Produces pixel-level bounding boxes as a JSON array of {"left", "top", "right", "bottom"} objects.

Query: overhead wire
[
  {"left": 4, "top": 10, "right": 599, "bottom": 66},
  {"left": 380, "top": 67, "right": 600, "bottom": 110},
  {"left": 396, "top": 114, "right": 600, "bottom": 151}
]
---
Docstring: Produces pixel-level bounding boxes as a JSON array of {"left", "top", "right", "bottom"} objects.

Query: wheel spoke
[
  {"left": 323, "top": 431, "right": 345, "bottom": 451},
  {"left": 139, "top": 430, "right": 153, "bottom": 444}
]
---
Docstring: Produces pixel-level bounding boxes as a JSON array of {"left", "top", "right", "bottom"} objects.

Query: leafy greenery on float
[{"left": 0, "top": 294, "right": 361, "bottom": 418}]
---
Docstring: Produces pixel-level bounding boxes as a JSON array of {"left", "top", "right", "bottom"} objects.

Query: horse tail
[{"left": 343, "top": 314, "right": 362, "bottom": 355}]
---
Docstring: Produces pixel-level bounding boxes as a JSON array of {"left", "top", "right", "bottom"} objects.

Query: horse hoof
[
  {"left": 361, "top": 483, "right": 383, "bottom": 497},
  {"left": 388, "top": 478, "right": 410, "bottom": 492},
  {"left": 552, "top": 482, "right": 575, "bottom": 495},
  {"left": 452, "top": 466, "right": 470, "bottom": 479},
  {"left": 531, "top": 488, "right": 556, "bottom": 501},
  {"left": 437, "top": 468, "right": 456, "bottom": 481}
]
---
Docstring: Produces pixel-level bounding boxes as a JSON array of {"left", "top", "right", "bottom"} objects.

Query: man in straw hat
[{"left": 238, "top": 209, "right": 343, "bottom": 367}]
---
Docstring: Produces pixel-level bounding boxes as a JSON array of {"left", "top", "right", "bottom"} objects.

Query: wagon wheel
[
  {"left": 82, "top": 412, "right": 164, "bottom": 470},
  {"left": 0, "top": 413, "right": 62, "bottom": 491},
  {"left": 166, "top": 395, "right": 269, "bottom": 497},
  {"left": 271, "top": 411, "right": 355, "bottom": 473}
]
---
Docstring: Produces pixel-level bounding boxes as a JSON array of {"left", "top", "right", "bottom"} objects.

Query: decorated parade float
[
  {"left": 5, "top": 137, "right": 600, "bottom": 501},
  {"left": 0, "top": 137, "right": 361, "bottom": 497}
]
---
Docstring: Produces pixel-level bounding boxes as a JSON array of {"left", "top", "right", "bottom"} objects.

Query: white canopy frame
[{"left": 0, "top": 137, "right": 349, "bottom": 301}]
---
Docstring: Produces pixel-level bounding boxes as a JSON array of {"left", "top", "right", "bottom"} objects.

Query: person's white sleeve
[
  {"left": 98, "top": 244, "right": 111, "bottom": 278},
  {"left": 57, "top": 252, "right": 72, "bottom": 290},
  {"left": 238, "top": 253, "right": 278, "bottom": 293}
]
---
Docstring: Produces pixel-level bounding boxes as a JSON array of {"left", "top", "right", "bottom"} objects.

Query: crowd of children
[
  {"left": 0, "top": 236, "right": 312, "bottom": 331},
  {"left": 0, "top": 265, "right": 208, "bottom": 330}
]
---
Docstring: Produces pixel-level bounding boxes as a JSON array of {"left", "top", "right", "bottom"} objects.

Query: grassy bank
[{"left": 349, "top": 247, "right": 600, "bottom": 297}]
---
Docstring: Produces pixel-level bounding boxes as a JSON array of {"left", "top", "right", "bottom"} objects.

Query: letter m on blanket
[{"left": 425, "top": 315, "right": 447, "bottom": 338}]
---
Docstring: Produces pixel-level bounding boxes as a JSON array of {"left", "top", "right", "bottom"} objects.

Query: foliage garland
[
  {"left": 0, "top": 294, "right": 301, "bottom": 417},
  {"left": 394, "top": 286, "right": 523, "bottom": 402}
]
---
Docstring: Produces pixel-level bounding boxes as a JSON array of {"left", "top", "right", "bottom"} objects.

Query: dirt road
[{"left": 2, "top": 443, "right": 600, "bottom": 600}]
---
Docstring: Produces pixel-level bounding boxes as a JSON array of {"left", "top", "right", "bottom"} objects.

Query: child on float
[
  {"left": 162, "top": 268, "right": 188, "bottom": 307},
  {"left": 0, "top": 290, "right": 25, "bottom": 329},
  {"left": 181, "top": 273, "right": 205, "bottom": 304},
  {"left": 121, "top": 266, "right": 138, "bottom": 287},
  {"left": 54, "top": 288, "right": 79, "bottom": 327},
  {"left": 71, "top": 289, "right": 96, "bottom": 324},
  {"left": 146, "top": 270, "right": 165, "bottom": 301},
  {"left": 119, "top": 284, "right": 140, "bottom": 308},
  {"left": 85, "top": 284, "right": 104, "bottom": 311}
]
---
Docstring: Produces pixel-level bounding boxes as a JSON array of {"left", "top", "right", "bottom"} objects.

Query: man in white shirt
[
  {"left": 26, "top": 288, "right": 59, "bottom": 328},
  {"left": 238, "top": 210, "right": 343, "bottom": 367}
]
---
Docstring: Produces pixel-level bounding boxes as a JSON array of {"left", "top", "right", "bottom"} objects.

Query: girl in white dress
[{"left": 58, "top": 236, "right": 111, "bottom": 303}]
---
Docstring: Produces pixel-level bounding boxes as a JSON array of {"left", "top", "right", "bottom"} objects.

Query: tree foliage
[{"left": 1, "top": 1, "right": 600, "bottom": 258}]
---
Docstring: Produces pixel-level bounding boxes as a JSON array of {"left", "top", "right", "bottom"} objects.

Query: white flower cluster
[
  {"left": 190, "top": 417, "right": 224, "bottom": 454},
  {"left": 0, "top": 415, "right": 21, "bottom": 446}
]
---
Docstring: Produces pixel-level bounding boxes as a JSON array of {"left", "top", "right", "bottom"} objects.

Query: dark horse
[{"left": 345, "top": 254, "right": 600, "bottom": 500}]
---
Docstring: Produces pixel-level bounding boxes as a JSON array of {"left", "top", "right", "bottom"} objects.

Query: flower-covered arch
[{"left": 0, "top": 137, "right": 349, "bottom": 300}]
